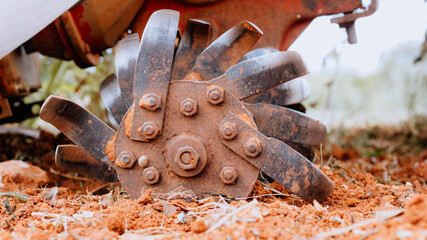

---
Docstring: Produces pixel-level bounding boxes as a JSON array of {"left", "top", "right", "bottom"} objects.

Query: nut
[
  {"left": 206, "top": 85, "right": 224, "bottom": 104},
  {"left": 220, "top": 167, "right": 238, "bottom": 184},
  {"left": 139, "top": 93, "right": 161, "bottom": 111},
  {"left": 219, "top": 122, "right": 238, "bottom": 140},
  {"left": 115, "top": 151, "right": 136, "bottom": 168},
  {"left": 243, "top": 137, "right": 262, "bottom": 158},
  {"left": 138, "top": 122, "right": 160, "bottom": 140},
  {"left": 175, "top": 146, "right": 199, "bottom": 170},
  {"left": 138, "top": 155, "right": 149, "bottom": 168},
  {"left": 143, "top": 167, "right": 160, "bottom": 184},
  {"left": 180, "top": 98, "right": 198, "bottom": 116}
]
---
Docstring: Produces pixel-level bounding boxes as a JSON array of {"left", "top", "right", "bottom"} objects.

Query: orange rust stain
[
  {"left": 88, "top": 120, "right": 92, "bottom": 124},
  {"left": 124, "top": 105, "right": 135, "bottom": 137},
  {"left": 237, "top": 113, "right": 257, "bottom": 129},
  {"left": 105, "top": 134, "right": 116, "bottom": 162},
  {"left": 185, "top": 72, "right": 202, "bottom": 81}
]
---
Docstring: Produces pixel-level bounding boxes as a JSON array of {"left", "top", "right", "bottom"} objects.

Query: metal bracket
[{"left": 331, "top": 0, "right": 378, "bottom": 44}]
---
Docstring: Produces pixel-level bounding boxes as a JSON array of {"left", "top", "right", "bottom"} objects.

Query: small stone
[
  {"left": 191, "top": 218, "right": 208, "bottom": 233},
  {"left": 0, "top": 160, "right": 49, "bottom": 187}
]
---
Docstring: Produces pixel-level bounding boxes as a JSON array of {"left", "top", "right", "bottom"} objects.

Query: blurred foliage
[
  {"left": 306, "top": 40, "right": 427, "bottom": 127},
  {"left": 22, "top": 51, "right": 115, "bottom": 128}
]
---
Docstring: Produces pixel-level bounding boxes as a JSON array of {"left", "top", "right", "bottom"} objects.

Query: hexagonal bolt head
[
  {"left": 243, "top": 137, "right": 262, "bottom": 158},
  {"left": 115, "top": 151, "right": 136, "bottom": 168},
  {"left": 139, "top": 93, "right": 161, "bottom": 111},
  {"left": 220, "top": 122, "right": 238, "bottom": 140},
  {"left": 220, "top": 167, "right": 238, "bottom": 184},
  {"left": 138, "top": 122, "right": 160, "bottom": 140},
  {"left": 206, "top": 85, "right": 224, "bottom": 104},
  {"left": 180, "top": 98, "right": 198, "bottom": 116},
  {"left": 138, "top": 155, "right": 149, "bottom": 168},
  {"left": 143, "top": 166, "right": 160, "bottom": 184},
  {"left": 175, "top": 146, "right": 199, "bottom": 170}
]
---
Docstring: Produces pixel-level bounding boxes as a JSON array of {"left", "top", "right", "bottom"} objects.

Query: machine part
[
  {"left": 331, "top": 0, "right": 378, "bottom": 44},
  {"left": 24, "top": 0, "right": 144, "bottom": 67},
  {"left": 0, "top": 99, "right": 12, "bottom": 119},
  {"left": 115, "top": 33, "right": 140, "bottom": 109},
  {"left": 100, "top": 74, "right": 127, "bottom": 128},
  {"left": 0, "top": 99, "right": 44, "bottom": 124},
  {"left": 0, "top": 0, "right": 78, "bottom": 59},
  {"left": 133, "top": 0, "right": 365, "bottom": 51},
  {"left": 56, "top": 145, "right": 118, "bottom": 182},
  {"left": 130, "top": 10, "right": 179, "bottom": 142},
  {"left": 41, "top": 10, "right": 333, "bottom": 203}
]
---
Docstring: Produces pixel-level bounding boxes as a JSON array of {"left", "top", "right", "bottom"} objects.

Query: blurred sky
[{"left": 289, "top": 0, "right": 427, "bottom": 73}]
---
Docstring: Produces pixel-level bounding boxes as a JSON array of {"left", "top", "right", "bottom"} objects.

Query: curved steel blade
[
  {"left": 209, "top": 51, "right": 308, "bottom": 100},
  {"left": 130, "top": 9, "right": 179, "bottom": 141},
  {"left": 100, "top": 74, "right": 127, "bottom": 128},
  {"left": 171, "top": 19, "right": 211, "bottom": 80},
  {"left": 40, "top": 95, "right": 115, "bottom": 167},
  {"left": 244, "top": 103, "right": 326, "bottom": 145},
  {"left": 245, "top": 77, "right": 311, "bottom": 106},
  {"left": 115, "top": 33, "right": 139, "bottom": 109},
  {"left": 220, "top": 111, "right": 333, "bottom": 203},
  {"left": 239, "top": 47, "right": 279, "bottom": 62},
  {"left": 56, "top": 145, "right": 118, "bottom": 182},
  {"left": 185, "top": 21, "right": 262, "bottom": 81}
]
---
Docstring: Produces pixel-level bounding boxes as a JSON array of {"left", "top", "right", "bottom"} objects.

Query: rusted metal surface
[
  {"left": 241, "top": 48, "right": 311, "bottom": 106},
  {"left": 245, "top": 78, "right": 311, "bottom": 106},
  {"left": 56, "top": 145, "right": 118, "bottom": 182},
  {"left": 100, "top": 74, "right": 127, "bottom": 128},
  {"left": 331, "top": 0, "right": 378, "bottom": 44},
  {"left": 244, "top": 103, "right": 327, "bottom": 145},
  {"left": 41, "top": 13, "right": 334, "bottom": 203},
  {"left": 24, "top": 0, "right": 144, "bottom": 67},
  {"left": 171, "top": 19, "right": 211, "bottom": 80},
  {"left": 185, "top": 21, "right": 262, "bottom": 81},
  {"left": 220, "top": 112, "right": 334, "bottom": 203},
  {"left": 208, "top": 51, "right": 308, "bottom": 100},
  {"left": 113, "top": 81, "right": 259, "bottom": 199},
  {"left": 130, "top": 10, "right": 179, "bottom": 142},
  {"left": 115, "top": 33, "right": 140, "bottom": 109},
  {"left": 133, "top": 0, "right": 364, "bottom": 51},
  {"left": 39, "top": 95, "right": 115, "bottom": 167}
]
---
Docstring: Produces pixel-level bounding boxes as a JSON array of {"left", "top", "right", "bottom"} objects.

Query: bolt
[
  {"left": 243, "top": 137, "right": 262, "bottom": 158},
  {"left": 220, "top": 167, "right": 238, "bottom": 184},
  {"left": 138, "top": 156, "right": 149, "bottom": 168},
  {"left": 138, "top": 122, "right": 160, "bottom": 140},
  {"left": 180, "top": 98, "right": 198, "bottom": 116},
  {"left": 206, "top": 85, "right": 224, "bottom": 104},
  {"left": 143, "top": 167, "right": 160, "bottom": 184},
  {"left": 115, "top": 151, "right": 136, "bottom": 168},
  {"left": 219, "top": 122, "right": 238, "bottom": 140},
  {"left": 175, "top": 146, "right": 199, "bottom": 170},
  {"left": 139, "top": 93, "right": 161, "bottom": 111}
]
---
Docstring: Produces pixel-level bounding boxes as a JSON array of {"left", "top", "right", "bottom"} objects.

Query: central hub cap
[{"left": 167, "top": 135, "right": 207, "bottom": 177}]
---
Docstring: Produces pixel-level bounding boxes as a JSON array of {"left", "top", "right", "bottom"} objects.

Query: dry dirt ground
[{"left": 0, "top": 116, "right": 426, "bottom": 240}]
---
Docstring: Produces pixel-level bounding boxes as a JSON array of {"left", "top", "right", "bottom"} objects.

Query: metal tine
[
  {"left": 239, "top": 47, "right": 278, "bottom": 63},
  {"left": 56, "top": 145, "right": 118, "bottom": 182},
  {"left": 220, "top": 111, "right": 333, "bottom": 203},
  {"left": 100, "top": 74, "right": 127, "bottom": 129},
  {"left": 208, "top": 51, "right": 308, "bottom": 100},
  {"left": 171, "top": 19, "right": 211, "bottom": 80},
  {"left": 245, "top": 77, "right": 311, "bottom": 106},
  {"left": 244, "top": 103, "right": 327, "bottom": 145},
  {"left": 115, "top": 33, "right": 139, "bottom": 109},
  {"left": 40, "top": 95, "right": 116, "bottom": 167},
  {"left": 184, "top": 21, "right": 262, "bottom": 81},
  {"left": 130, "top": 9, "right": 179, "bottom": 141},
  {"left": 240, "top": 47, "right": 311, "bottom": 106}
]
